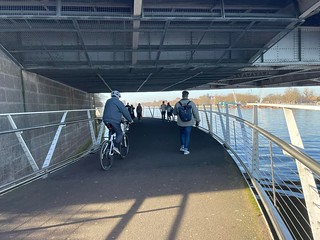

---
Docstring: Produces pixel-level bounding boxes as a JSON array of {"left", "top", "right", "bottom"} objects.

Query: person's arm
[
  {"left": 173, "top": 103, "right": 178, "bottom": 115},
  {"left": 191, "top": 102, "right": 200, "bottom": 125}
]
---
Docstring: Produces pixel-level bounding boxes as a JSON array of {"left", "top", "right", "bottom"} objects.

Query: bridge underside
[{"left": 0, "top": 0, "right": 320, "bottom": 93}]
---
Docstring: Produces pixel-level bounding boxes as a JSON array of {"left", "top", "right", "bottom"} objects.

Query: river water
[{"left": 227, "top": 107, "right": 320, "bottom": 163}]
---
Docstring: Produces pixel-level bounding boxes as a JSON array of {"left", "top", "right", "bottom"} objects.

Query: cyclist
[{"left": 102, "top": 90, "right": 133, "bottom": 154}]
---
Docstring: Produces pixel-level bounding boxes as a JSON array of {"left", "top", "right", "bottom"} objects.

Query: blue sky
[{"left": 100, "top": 86, "right": 320, "bottom": 105}]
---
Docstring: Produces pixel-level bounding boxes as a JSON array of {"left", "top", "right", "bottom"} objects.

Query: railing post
[
  {"left": 7, "top": 115, "right": 39, "bottom": 171},
  {"left": 269, "top": 141, "right": 276, "bottom": 207},
  {"left": 203, "top": 104, "right": 212, "bottom": 134},
  {"left": 42, "top": 112, "right": 67, "bottom": 169},
  {"left": 283, "top": 107, "right": 320, "bottom": 239},
  {"left": 215, "top": 115, "right": 217, "bottom": 134},
  {"left": 210, "top": 104, "right": 213, "bottom": 135},
  {"left": 148, "top": 106, "right": 154, "bottom": 118},
  {"left": 96, "top": 121, "right": 105, "bottom": 144},
  {"left": 225, "top": 104, "right": 230, "bottom": 145},
  {"left": 87, "top": 110, "right": 97, "bottom": 147},
  {"left": 233, "top": 121, "right": 236, "bottom": 149},
  {"left": 236, "top": 103, "right": 250, "bottom": 162},
  {"left": 217, "top": 104, "right": 227, "bottom": 142},
  {"left": 252, "top": 105, "right": 260, "bottom": 179}
]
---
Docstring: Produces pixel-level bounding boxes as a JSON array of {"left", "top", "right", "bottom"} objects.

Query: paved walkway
[{"left": 0, "top": 118, "right": 272, "bottom": 240}]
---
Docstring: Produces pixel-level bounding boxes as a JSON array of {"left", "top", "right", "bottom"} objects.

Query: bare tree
[
  {"left": 303, "top": 88, "right": 315, "bottom": 103},
  {"left": 282, "top": 88, "right": 301, "bottom": 104},
  {"left": 263, "top": 93, "right": 283, "bottom": 103}
]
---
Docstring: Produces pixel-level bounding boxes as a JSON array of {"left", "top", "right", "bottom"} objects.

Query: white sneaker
[
  {"left": 113, "top": 147, "right": 120, "bottom": 154},
  {"left": 184, "top": 150, "right": 190, "bottom": 155},
  {"left": 179, "top": 146, "right": 185, "bottom": 152}
]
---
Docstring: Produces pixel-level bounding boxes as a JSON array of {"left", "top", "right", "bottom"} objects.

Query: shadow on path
[{"left": 0, "top": 118, "right": 271, "bottom": 240}]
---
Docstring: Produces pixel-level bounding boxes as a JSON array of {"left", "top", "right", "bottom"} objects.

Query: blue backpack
[{"left": 178, "top": 101, "right": 192, "bottom": 122}]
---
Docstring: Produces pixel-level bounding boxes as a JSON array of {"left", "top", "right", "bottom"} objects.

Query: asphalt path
[{"left": 0, "top": 118, "right": 272, "bottom": 240}]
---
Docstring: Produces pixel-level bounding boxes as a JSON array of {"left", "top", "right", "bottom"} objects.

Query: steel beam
[
  {"left": 0, "top": 26, "right": 289, "bottom": 33},
  {"left": 72, "top": 19, "right": 92, "bottom": 67},
  {"left": 298, "top": 0, "right": 320, "bottom": 18},
  {"left": 0, "top": 15, "right": 301, "bottom": 22},
  {"left": 132, "top": 0, "right": 143, "bottom": 65},
  {"left": 155, "top": 21, "right": 170, "bottom": 66},
  {"left": 8, "top": 45, "right": 263, "bottom": 53}
]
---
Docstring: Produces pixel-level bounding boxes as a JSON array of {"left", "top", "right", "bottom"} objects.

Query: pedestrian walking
[
  {"left": 160, "top": 101, "right": 166, "bottom": 121},
  {"left": 136, "top": 103, "right": 143, "bottom": 121},
  {"left": 130, "top": 104, "right": 135, "bottom": 119},
  {"left": 173, "top": 90, "right": 200, "bottom": 155},
  {"left": 166, "top": 102, "right": 173, "bottom": 121}
]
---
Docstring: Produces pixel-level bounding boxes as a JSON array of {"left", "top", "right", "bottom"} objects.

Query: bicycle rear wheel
[
  {"left": 100, "top": 140, "right": 113, "bottom": 170},
  {"left": 119, "top": 134, "right": 129, "bottom": 159}
]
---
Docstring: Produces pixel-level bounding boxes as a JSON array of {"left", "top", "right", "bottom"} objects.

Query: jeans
[
  {"left": 106, "top": 121, "right": 122, "bottom": 148},
  {"left": 180, "top": 126, "right": 192, "bottom": 150},
  {"left": 161, "top": 111, "right": 166, "bottom": 120}
]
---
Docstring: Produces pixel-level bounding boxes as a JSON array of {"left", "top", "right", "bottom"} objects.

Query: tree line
[{"left": 143, "top": 88, "right": 320, "bottom": 106}]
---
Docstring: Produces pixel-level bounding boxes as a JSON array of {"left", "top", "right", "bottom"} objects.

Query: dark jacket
[{"left": 102, "top": 97, "right": 132, "bottom": 124}]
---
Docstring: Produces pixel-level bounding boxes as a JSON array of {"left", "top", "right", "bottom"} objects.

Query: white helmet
[{"left": 111, "top": 90, "right": 121, "bottom": 98}]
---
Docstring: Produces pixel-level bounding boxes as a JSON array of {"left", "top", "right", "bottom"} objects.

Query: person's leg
[
  {"left": 112, "top": 123, "right": 123, "bottom": 149},
  {"left": 184, "top": 126, "right": 192, "bottom": 151},
  {"left": 180, "top": 127, "right": 186, "bottom": 148}
]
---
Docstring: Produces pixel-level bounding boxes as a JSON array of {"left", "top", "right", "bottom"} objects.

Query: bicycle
[{"left": 100, "top": 120, "right": 130, "bottom": 170}]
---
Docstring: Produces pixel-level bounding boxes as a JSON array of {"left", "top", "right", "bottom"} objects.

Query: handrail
[
  {"left": 216, "top": 111, "right": 320, "bottom": 176},
  {"left": 247, "top": 103, "right": 320, "bottom": 111},
  {"left": 0, "top": 109, "right": 95, "bottom": 116},
  {"left": 0, "top": 118, "right": 99, "bottom": 136}
]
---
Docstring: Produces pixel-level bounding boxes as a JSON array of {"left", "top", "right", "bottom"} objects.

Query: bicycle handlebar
[
  {"left": 121, "top": 119, "right": 133, "bottom": 124},
  {"left": 121, "top": 120, "right": 131, "bottom": 133}
]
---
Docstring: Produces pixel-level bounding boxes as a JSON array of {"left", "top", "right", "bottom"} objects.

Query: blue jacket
[{"left": 102, "top": 97, "right": 133, "bottom": 124}]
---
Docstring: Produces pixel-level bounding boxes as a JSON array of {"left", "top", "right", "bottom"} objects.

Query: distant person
[
  {"left": 125, "top": 102, "right": 131, "bottom": 111},
  {"left": 160, "top": 101, "right": 166, "bottom": 121},
  {"left": 125, "top": 102, "right": 134, "bottom": 119},
  {"left": 166, "top": 102, "right": 173, "bottom": 121},
  {"left": 173, "top": 90, "right": 200, "bottom": 155},
  {"left": 130, "top": 104, "right": 135, "bottom": 119},
  {"left": 136, "top": 103, "right": 143, "bottom": 121},
  {"left": 102, "top": 90, "right": 133, "bottom": 154}
]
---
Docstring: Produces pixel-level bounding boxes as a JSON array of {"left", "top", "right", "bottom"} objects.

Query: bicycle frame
[
  {"left": 106, "top": 133, "right": 116, "bottom": 156},
  {"left": 103, "top": 120, "right": 130, "bottom": 156}
]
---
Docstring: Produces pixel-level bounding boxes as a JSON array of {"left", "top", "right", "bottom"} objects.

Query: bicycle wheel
[
  {"left": 100, "top": 140, "right": 113, "bottom": 170},
  {"left": 119, "top": 134, "right": 129, "bottom": 159}
]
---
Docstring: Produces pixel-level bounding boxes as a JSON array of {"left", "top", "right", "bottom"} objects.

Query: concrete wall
[
  {"left": 21, "top": 71, "right": 95, "bottom": 112},
  {"left": 0, "top": 50, "right": 97, "bottom": 187},
  {"left": 0, "top": 50, "right": 24, "bottom": 113}
]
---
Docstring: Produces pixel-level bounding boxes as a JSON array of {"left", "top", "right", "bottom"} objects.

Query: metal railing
[
  {"left": 143, "top": 104, "right": 320, "bottom": 240},
  {"left": 1, "top": 106, "right": 319, "bottom": 239},
  {"left": 0, "top": 109, "right": 104, "bottom": 194}
]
